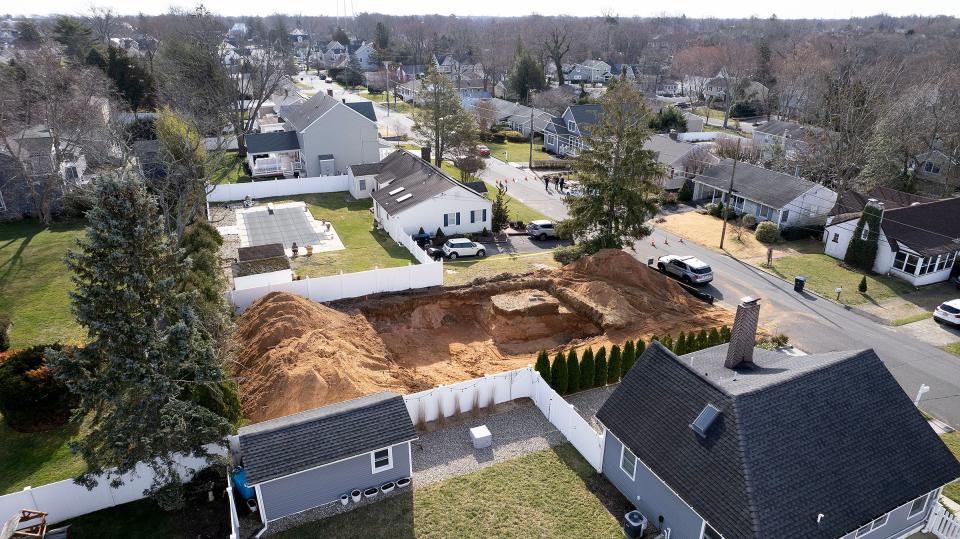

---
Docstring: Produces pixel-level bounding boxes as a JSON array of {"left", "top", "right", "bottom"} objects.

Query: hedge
[
  {"left": 593, "top": 346, "right": 607, "bottom": 388},
  {"left": 551, "top": 351, "right": 568, "bottom": 394},
  {"left": 579, "top": 348, "right": 595, "bottom": 390},
  {"left": 755, "top": 221, "right": 780, "bottom": 243},
  {"left": 566, "top": 349, "right": 580, "bottom": 394}
]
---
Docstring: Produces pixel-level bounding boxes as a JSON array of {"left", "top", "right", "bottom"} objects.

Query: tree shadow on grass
[{"left": 0, "top": 417, "right": 82, "bottom": 494}]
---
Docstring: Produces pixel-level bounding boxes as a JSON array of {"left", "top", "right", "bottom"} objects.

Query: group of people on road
[{"left": 543, "top": 174, "right": 567, "bottom": 193}]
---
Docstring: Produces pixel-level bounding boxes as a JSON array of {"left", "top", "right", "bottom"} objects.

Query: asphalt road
[
  {"left": 478, "top": 158, "right": 570, "bottom": 220},
  {"left": 631, "top": 231, "right": 960, "bottom": 427}
]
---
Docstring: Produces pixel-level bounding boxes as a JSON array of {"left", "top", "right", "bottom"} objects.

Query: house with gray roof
[
  {"left": 237, "top": 391, "right": 416, "bottom": 531},
  {"left": 267, "top": 92, "right": 379, "bottom": 177},
  {"left": 597, "top": 297, "right": 960, "bottom": 539},
  {"left": 243, "top": 131, "right": 303, "bottom": 178},
  {"left": 643, "top": 134, "right": 719, "bottom": 190},
  {"left": 544, "top": 104, "right": 602, "bottom": 157},
  {"left": 690, "top": 160, "right": 837, "bottom": 228},
  {"left": 371, "top": 150, "right": 491, "bottom": 242},
  {"left": 753, "top": 119, "right": 833, "bottom": 160}
]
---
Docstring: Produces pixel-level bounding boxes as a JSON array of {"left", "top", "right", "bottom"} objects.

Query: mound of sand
[{"left": 232, "top": 292, "right": 403, "bottom": 422}]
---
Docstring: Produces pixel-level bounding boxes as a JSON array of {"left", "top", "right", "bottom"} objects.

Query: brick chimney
[
  {"left": 725, "top": 297, "right": 761, "bottom": 369},
  {"left": 421, "top": 145, "right": 431, "bottom": 163},
  {"left": 327, "top": 89, "right": 334, "bottom": 97}
]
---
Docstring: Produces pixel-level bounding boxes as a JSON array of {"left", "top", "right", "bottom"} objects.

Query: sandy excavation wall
[{"left": 232, "top": 250, "right": 734, "bottom": 422}]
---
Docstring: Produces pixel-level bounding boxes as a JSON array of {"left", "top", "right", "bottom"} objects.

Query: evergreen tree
[
  {"left": 607, "top": 345, "right": 621, "bottom": 384},
  {"left": 566, "top": 349, "right": 580, "bottom": 394},
  {"left": 708, "top": 327, "right": 721, "bottom": 347},
  {"left": 179, "top": 221, "right": 231, "bottom": 344},
  {"left": 696, "top": 330, "right": 708, "bottom": 351},
  {"left": 579, "top": 348, "right": 595, "bottom": 390},
  {"left": 85, "top": 47, "right": 107, "bottom": 68},
  {"left": 636, "top": 338, "right": 646, "bottom": 356},
  {"left": 858, "top": 275, "right": 868, "bottom": 293},
  {"left": 621, "top": 341, "right": 635, "bottom": 378},
  {"left": 332, "top": 27, "right": 350, "bottom": 46},
  {"left": 374, "top": 22, "right": 390, "bottom": 50},
  {"left": 720, "top": 326, "right": 732, "bottom": 343},
  {"left": 104, "top": 46, "right": 155, "bottom": 112},
  {"left": 661, "top": 334, "right": 674, "bottom": 351},
  {"left": 534, "top": 350, "right": 551, "bottom": 382},
  {"left": 594, "top": 346, "right": 607, "bottom": 387},
  {"left": 52, "top": 16, "right": 95, "bottom": 61},
  {"left": 551, "top": 351, "right": 568, "bottom": 394},
  {"left": 844, "top": 205, "right": 882, "bottom": 272},
  {"left": 48, "top": 173, "right": 233, "bottom": 509},
  {"left": 508, "top": 38, "right": 545, "bottom": 104},
  {"left": 675, "top": 331, "right": 687, "bottom": 355},
  {"left": 491, "top": 184, "right": 511, "bottom": 233},
  {"left": 342, "top": 53, "right": 365, "bottom": 87}
]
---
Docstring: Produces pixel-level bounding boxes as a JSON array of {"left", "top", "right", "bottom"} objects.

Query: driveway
[
  {"left": 895, "top": 318, "right": 960, "bottom": 347},
  {"left": 479, "top": 235, "right": 570, "bottom": 255}
]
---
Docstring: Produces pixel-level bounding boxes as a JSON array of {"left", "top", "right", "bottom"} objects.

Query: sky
[{"left": 7, "top": 0, "right": 960, "bottom": 19}]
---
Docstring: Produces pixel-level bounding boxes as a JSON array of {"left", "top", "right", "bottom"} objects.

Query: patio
[{"left": 233, "top": 201, "right": 345, "bottom": 257}]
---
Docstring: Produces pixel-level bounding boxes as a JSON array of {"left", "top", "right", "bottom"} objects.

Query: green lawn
[
  {"left": 943, "top": 432, "right": 960, "bottom": 504},
  {"left": 361, "top": 91, "right": 414, "bottom": 114},
  {"left": 483, "top": 189, "right": 551, "bottom": 224},
  {"left": 944, "top": 342, "right": 960, "bottom": 357},
  {"left": 211, "top": 153, "right": 251, "bottom": 184},
  {"left": 0, "top": 220, "right": 85, "bottom": 348},
  {"left": 484, "top": 140, "right": 552, "bottom": 163},
  {"left": 766, "top": 254, "right": 916, "bottom": 305},
  {"left": 276, "top": 444, "right": 622, "bottom": 539},
  {"left": 703, "top": 124, "right": 751, "bottom": 139},
  {"left": 0, "top": 412, "right": 85, "bottom": 494},
  {"left": 891, "top": 312, "right": 934, "bottom": 326},
  {"left": 265, "top": 193, "right": 417, "bottom": 277}
]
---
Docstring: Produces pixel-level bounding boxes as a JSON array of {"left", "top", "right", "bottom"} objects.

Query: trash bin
[
  {"left": 794, "top": 276, "right": 806, "bottom": 293},
  {"left": 624, "top": 510, "right": 648, "bottom": 539}
]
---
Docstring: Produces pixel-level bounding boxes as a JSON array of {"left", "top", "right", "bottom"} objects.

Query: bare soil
[{"left": 232, "top": 250, "right": 733, "bottom": 422}]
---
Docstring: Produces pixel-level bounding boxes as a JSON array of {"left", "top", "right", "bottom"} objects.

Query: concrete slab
[{"left": 894, "top": 318, "right": 960, "bottom": 347}]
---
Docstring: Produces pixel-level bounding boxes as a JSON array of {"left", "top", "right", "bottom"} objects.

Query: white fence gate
[
  {"left": 402, "top": 367, "right": 605, "bottom": 472},
  {"left": 927, "top": 503, "right": 960, "bottom": 539}
]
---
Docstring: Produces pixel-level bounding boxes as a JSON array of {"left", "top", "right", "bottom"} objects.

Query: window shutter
[
  {"left": 444, "top": 214, "right": 448, "bottom": 227},
  {"left": 482, "top": 209, "right": 487, "bottom": 222},
  {"left": 470, "top": 210, "right": 475, "bottom": 223},
  {"left": 456, "top": 212, "right": 461, "bottom": 225}
]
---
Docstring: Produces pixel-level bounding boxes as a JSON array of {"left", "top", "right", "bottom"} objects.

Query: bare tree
[
  {"left": 87, "top": 5, "right": 117, "bottom": 45},
  {"left": 472, "top": 99, "right": 498, "bottom": 133},
  {"left": 544, "top": 27, "right": 571, "bottom": 86}
]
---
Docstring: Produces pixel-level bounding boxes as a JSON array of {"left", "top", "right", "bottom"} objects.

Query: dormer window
[{"left": 568, "top": 120, "right": 577, "bottom": 132}]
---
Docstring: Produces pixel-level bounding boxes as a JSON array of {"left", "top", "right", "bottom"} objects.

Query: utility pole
[
  {"left": 528, "top": 104, "right": 534, "bottom": 169},
  {"left": 719, "top": 138, "right": 741, "bottom": 250}
]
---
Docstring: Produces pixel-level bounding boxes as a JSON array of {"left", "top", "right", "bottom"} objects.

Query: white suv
[
  {"left": 441, "top": 238, "right": 486, "bottom": 259},
  {"left": 657, "top": 255, "right": 714, "bottom": 285},
  {"left": 934, "top": 299, "right": 960, "bottom": 327},
  {"left": 527, "top": 220, "right": 559, "bottom": 240}
]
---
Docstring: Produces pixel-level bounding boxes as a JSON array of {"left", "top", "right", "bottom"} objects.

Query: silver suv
[
  {"left": 527, "top": 220, "right": 558, "bottom": 240},
  {"left": 441, "top": 238, "right": 486, "bottom": 259},
  {"left": 657, "top": 255, "right": 714, "bottom": 285}
]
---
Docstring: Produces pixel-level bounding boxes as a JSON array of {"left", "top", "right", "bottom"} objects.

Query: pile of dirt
[
  {"left": 232, "top": 292, "right": 402, "bottom": 422},
  {"left": 233, "top": 250, "right": 733, "bottom": 422}
]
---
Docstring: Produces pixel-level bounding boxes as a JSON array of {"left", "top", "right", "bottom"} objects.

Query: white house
[
  {"left": 347, "top": 162, "right": 382, "bottom": 199},
  {"left": 371, "top": 150, "right": 492, "bottom": 242},
  {"left": 823, "top": 191, "right": 960, "bottom": 286},
  {"left": 690, "top": 160, "right": 837, "bottom": 228},
  {"left": 355, "top": 42, "right": 378, "bottom": 71}
]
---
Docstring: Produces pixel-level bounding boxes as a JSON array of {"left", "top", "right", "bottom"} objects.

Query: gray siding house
[
  {"left": 596, "top": 298, "right": 960, "bottom": 539},
  {"left": 238, "top": 392, "right": 417, "bottom": 530},
  {"left": 278, "top": 92, "right": 380, "bottom": 177}
]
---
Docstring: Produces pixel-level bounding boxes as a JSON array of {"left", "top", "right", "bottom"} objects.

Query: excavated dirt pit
[{"left": 233, "top": 249, "right": 734, "bottom": 422}]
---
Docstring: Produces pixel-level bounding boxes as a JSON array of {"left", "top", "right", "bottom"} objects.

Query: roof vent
[
  {"left": 388, "top": 187, "right": 405, "bottom": 196},
  {"left": 396, "top": 193, "right": 412, "bottom": 203},
  {"left": 690, "top": 404, "right": 721, "bottom": 438}
]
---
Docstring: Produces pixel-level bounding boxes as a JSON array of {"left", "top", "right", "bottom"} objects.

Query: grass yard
[
  {"left": 361, "top": 91, "right": 414, "bottom": 114},
  {"left": 484, "top": 140, "right": 552, "bottom": 163},
  {"left": 211, "top": 153, "right": 251, "bottom": 184},
  {"left": 444, "top": 252, "right": 560, "bottom": 286},
  {"left": 767, "top": 254, "right": 916, "bottom": 306},
  {"left": 0, "top": 220, "right": 85, "bottom": 348},
  {"left": 263, "top": 193, "right": 417, "bottom": 277},
  {"left": 703, "top": 124, "right": 751, "bottom": 138},
  {"left": 944, "top": 342, "right": 960, "bottom": 357},
  {"left": 0, "top": 413, "right": 85, "bottom": 494},
  {"left": 943, "top": 432, "right": 960, "bottom": 504},
  {"left": 656, "top": 211, "right": 820, "bottom": 262},
  {"left": 276, "top": 444, "right": 623, "bottom": 539},
  {"left": 482, "top": 189, "right": 552, "bottom": 224},
  {"left": 891, "top": 312, "right": 934, "bottom": 326}
]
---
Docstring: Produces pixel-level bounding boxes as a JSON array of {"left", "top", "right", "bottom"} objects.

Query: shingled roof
[
  {"left": 692, "top": 160, "right": 819, "bottom": 209},
  {"left": 880, "top": 196, "right": 960, "bottom": 257},
  {"left": 596, "top": 342, "right": 960, "bottom": 539},
  {"left": 829, "top": 186, "right": 936, "bottom": 217},
  {"left": 370, "top": 150, "right": 486, "bottom": 216},
  {"left": 239, "top": 392, "right": 416, "bottom": 484}
]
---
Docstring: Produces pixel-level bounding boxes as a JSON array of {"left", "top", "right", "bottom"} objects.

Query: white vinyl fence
[
  {"left": 927, "top": 503, "right": 960, "bottom": 539},
  {"left": 207, "top": 175, "right": 350, "bottom": 202},
  {"left": 225, "top": 475, "right": 241, "bottom": 539},
  {"left": 402, "top": 366, "right": 605, "bottom": 471},
  {"left": 0, "top": 446, "right": 227, "bottom": 526}
]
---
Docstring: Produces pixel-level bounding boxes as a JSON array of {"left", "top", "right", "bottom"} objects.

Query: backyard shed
[{"left": 238, "top": 392, "right": 417, "bottom": 527}]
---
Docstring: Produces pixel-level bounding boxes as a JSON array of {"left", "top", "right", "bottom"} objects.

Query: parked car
[
  {"left": 933, "top": 299, "right": 960, "bottom": 327},
  {"left": 657, "top": 255, "right": 714, "bottom": 285},
  {"left": 441, "top": 238, "right": 485, "bottom": 259},
  {"left": 527, "top": 220, "right": 558, "bottom": 240},
  {"left": 477, "top": 145, "right": 490, "bottom": 157}
]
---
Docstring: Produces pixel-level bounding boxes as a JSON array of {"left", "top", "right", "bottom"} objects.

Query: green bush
[
  {"left": 535, "top": 350, "right": 551, "bottom": 382},
  {"left": 553, "top": 244, "right": 590, "bottom": 265},
  {"left": 636, "top": 338, "right": 646, "bottom": 356},
  {"left": 675, "top": 332, "right": 687, "bottom": 355},
  {"left": 607, "top": 345, "right": 621, "bottom": 384},
  {"left": 677, "top": 182, "right": 693, "bottom": 203},
  {"left": 720, "top": 325, "right": 732, "bottom": 343},
  {"left": 551, "top": 351, "right": 568, "bottom": 394},
  {"left": 502, "top": 130, "right": 526, "bottom": 143},
  {"left": 708, "top": 328, "right": 721, "bottom": 347},
  {"left": 695, "top": 329, "right": 708, "bottom": 351},
  {"left": 755, "top": 221, "right": 780, "bottom": 243},
  {"left": 479, "top": 131, "right": 506, "bottom": 143},
  {"left": 621, "top": 341, "right": 635, "bottom": 378},
  {"left": 0, "top": 344, "right": 73, "bottom": 430},
  {"left": 740, "top": 214, "right": 757, "bottom": 229},
  {"left": 709, "top": 202, "right": 724, "bottom": 218},
  {"left": 579, "top": 348, "right": 595, "bottom": 390},
  {"left": 661, "top": 334, "right": 674, "bottom": 351},
  {"left": 0, "top": 314, "right": 10, "bottom": 352},
  {"left": 566, "top": 349, "right": 580, "bottom": 393},
  {"left": 858, "top": 276, "right": 868, "bottom": 293},
  {"left": 593, "top": 347, "right": 607, "bottom": 387}
]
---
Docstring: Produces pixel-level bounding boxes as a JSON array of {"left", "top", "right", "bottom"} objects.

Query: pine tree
[
  {"left": 661, "top": 334, "right": 674, "bottom": 351},
  {"left": 566, "top": 349, "right": 580, "bottom": 394},
  {"left": 607, "top": 345, "right": 622, "bottom": 384},
  {"left": 708, "top": 328, "right": 721, "bottom": 346},
  {"left": 551, "top": 351, "right": 568, "bottom": 394},
  {"left": 534, "top": 350, "right": 551, "bottom": 382},
  {"left": 858, "top": 276, "right": 868, "bottom": 293},
  {"left": 579, "top": 348, "right": 595, "bottom": 390},
  {"left": 491, "top": 184, "right": 511, "bottom": 233},
  {"left": 594, "top": 346, "right": 607, "bottom": 387},
  {"left": 675, "top": 331, "right": 687, "bottom": 355},
  {"left": 636, "top": 338, "right": 646, "bottom": 356},
  {"left": 48, "top": 173, "right": 233, "bottom": 509},
  {"left": 621, "top": 341, "right": 635, "bottom": 378},
  {"left": 720, "top": 325, "right": 732, "bottom": 343},
  {"left": 696, "top": 330, "right": 709, "bottom": 351},
  {"left": 180, "top": 221, "right": 230, "bottom": 342}
]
